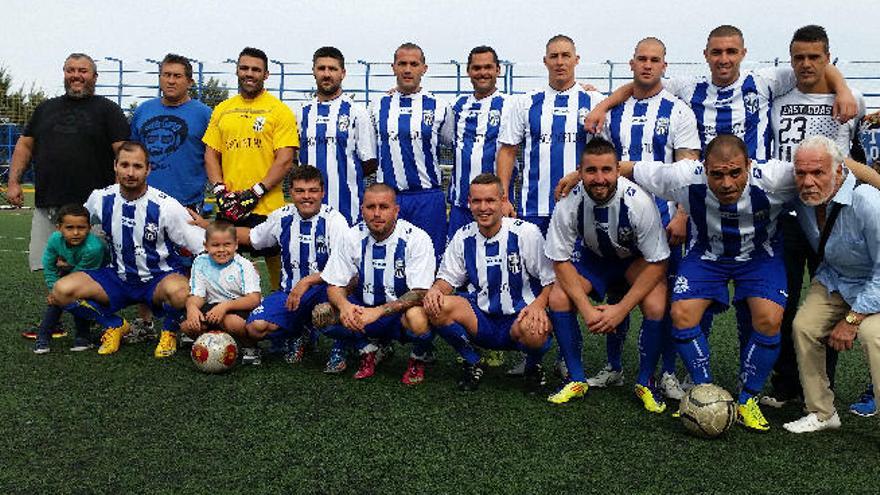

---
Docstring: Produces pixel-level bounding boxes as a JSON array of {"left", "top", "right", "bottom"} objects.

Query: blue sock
[
  {"left": 550, "top": 311, "right": 585, "bottom": 382},
  {"left": 434, "top": 322, "right": 480, "bottom": 365},
  {"left": 674, "top": 324, "right": 712, "bottom": 384},
  {"left": 636, "top": 319, "right": 664, "bottom": 386},
  {"left": 734, "top": 300, "right": 752, "bottom": 366},
  {"left": 699, "top": 309, "right": 714, "bottom": 337},
  {"left": 738, "top": 331, "right": 781, "bottom": 404},
  {"left": 161, "top": 303, "right": 182, "bottom": 333},
  {"left": 37, "top": 304, "right": 64, "bottom": 341},
  {"left": 405, "top": 329, "right": 434, "bottom": 359},
  {"left": 660, "top": 316, "right": 677, "bottom": 374},
  {"left": 63, "top": 299, "right": 123, "bottom": 329},
  {"left": 605, "top": 314, "right": 629, "bottom": 371}
]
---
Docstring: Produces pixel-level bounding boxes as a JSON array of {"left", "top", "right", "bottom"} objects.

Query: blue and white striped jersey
[
  {"left": 438, "top": 217, "right": 555, "bottom": 316},
  {"left": 297, "top": 94, "right": 377, "bottom": 225},
  {"left": 371, "top": 90, "right": 451, "bottom": 192},
  {"left": 499, "top": 84, "right": 605, "bottom": 217},
  {"left": 321, "top": 218, "right": 436, "bottom": 306},
  {"left": 859, "top": 117, "right": 880, "bottom": 166},
  {"left": 444, "top": 91, "right": 510, "bottom": 208},
  {"left": 189, "top": 253, "right": 261, "bottom": 304},
  {"left": 85, "top": 185, "right": 205, "bottom": 283},
  {"left": 604, "top": 88, "right": 700, "bottom": 224},
  {"left": 633, "top": 159, "right": 797, "bottom": 261},
  {"left": 770, "top": 89, "right": 865, "bottom": 161},
  {"left": 664, "top": 68, "right": 796, "bottom": 160},
  {"left": 545, "top": 177, "right": 670, "bottom": 264},
  {"left": 249, "top": 204, "right": 350, "bottom": 293}
]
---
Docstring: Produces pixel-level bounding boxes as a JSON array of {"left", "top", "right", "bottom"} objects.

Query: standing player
[
  {"left": 203, "top": 47, "right": 298, "bottom": 291},
  {"left": 315, "top": 183, "right": 436, "bottom": 385},
  {"left": 544, "top": 138, "right": 670, "bottom": 411},
  {"left": 587, "top": 37, "right": 700, "bottom": 397},
  {"left": 371, "top": 42, "right": 451, "bottom": 258},
  {"left": 424, "top": 174, "right": 555, "bottom": 391},
  {"left": 763, "top": 25, "right": 866, "bottom": 408},
  {"left": 50, "top": 142, "right": 205, "bottom": 358},
  {"left": 445, "top": 46, "right": 512, "bottom": 238},
  {"left": 497, "top": 34, "right": 606, "bottom": 234},
  {"left": 239, "top": 165, "right": 350, "bottom": 368},
  {"left": 297, "top": 46, "right": 377, "bottom": 226},
  {"left": 130, "top": 53, "right": 213, "bottom": 341}
]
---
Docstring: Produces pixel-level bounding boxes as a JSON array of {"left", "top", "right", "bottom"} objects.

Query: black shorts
[{"left": 201, "top": 302, "right": 252, "bottom": 330}]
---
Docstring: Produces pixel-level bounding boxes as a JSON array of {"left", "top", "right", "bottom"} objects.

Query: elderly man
[{"left": 783, "top": 135, "right": 880, "bottom": 433}]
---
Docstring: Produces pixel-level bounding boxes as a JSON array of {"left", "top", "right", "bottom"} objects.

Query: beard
[
  {"left": 238, "top": 78, "right": 264, "bottom": 99},
  {"left": 64, "top": 78, "right": 96, "bottom": 98},
  {"left": 316, "top": 80, "right": 341, "bottom": 98},
  {"left": 586, "top": 183, "right": 617, "bottom": 204},
  {"left": 799, "top": 172, "right": 839, "bottom": 206}
]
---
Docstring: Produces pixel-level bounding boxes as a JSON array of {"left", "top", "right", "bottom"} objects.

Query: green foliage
[
  {"left": 189, "top": 77, "right": 229, "bottom": 109},
  {"left": 0, "top": 66, "right": 47, "bottom": 126}
]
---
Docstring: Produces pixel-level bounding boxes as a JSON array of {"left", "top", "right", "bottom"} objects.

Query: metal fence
[{"left": 2, "top": 56, "right": 880, "bottom": 169}]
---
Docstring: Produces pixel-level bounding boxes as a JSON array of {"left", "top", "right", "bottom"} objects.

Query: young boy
[
  {"left": 181, "top": 220, "right": 263, "bottom": 363},
  {"left": 34, "top": 204, "right": 108, "bottom": 353}
]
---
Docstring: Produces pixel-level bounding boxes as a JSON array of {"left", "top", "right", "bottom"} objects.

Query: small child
[
  {"left": 181, "top": 220, "right": 263, "bottom": 363},
  {"left": 34, "top": 204, "right": 108, "bottom": 353}
]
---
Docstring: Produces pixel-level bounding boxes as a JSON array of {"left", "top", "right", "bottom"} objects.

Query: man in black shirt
[{"left": 7, "top": 53, "right": 129, "bottom": 271}]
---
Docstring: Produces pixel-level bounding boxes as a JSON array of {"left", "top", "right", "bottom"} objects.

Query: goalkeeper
[{"left": 202, "top": 47, "right": 299, "bottom": 291}]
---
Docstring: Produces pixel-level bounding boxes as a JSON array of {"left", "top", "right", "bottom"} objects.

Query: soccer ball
[
  {"left": 679, "top": 383, "right": 736, "bottom": 438},
  {"left": 190, "top": 331, "right": 238, "bottom": 373}
]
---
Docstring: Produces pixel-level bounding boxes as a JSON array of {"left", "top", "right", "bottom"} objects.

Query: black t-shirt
[{"left": 24, "top": 95, "right": 129, "bottom": 207}]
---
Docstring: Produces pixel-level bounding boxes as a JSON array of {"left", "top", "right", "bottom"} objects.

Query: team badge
[
  {"left": 225, "top": 273, "right": 237, "bottom": 283},
  {"left": 315, "top": 234, "right": 327, "bottom": 254},
  {"left": 144, "top": 222, "right": 159, "bottom": 242},
  {"left": 618, "top": 226, "right": 633, "bottom": 245},
  {"left": 253, "top": 116, "right": 266, "bottom": 132},
  {"left": 507, "top": 252, "right": 521, "bottom": 275},
  {"left": 673, "top": 275, "right": 690, "bottom": 294},
  {"left": 423, "top": 109, "right": 434, "bottom": 127},
  {"left": 337, "top": 115, "right": 350, "bottom": 133},
  {"left": 394, "top": 259, "right": 406, "bottom": 279},
  {"left": 655, "top": 117, "right": 670, "bottom": 136},
  {"left": 743, "top": 92, "right": 759, "bottom": 114},
  {"left": 488, "top": 109, "right": 501, "bottom": 127}
]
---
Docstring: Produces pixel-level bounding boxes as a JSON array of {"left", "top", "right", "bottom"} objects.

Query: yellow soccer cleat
[
  {"left": 482, "top": 350, "right": 505, "bottom": 368},
  {"left": 635, "top": 384, "right": 668, "bottom": 414},
  {"left": 737, "top": 396, "right": 771, "bottom": 432},
  {"left": 154, "top": 330, "right": 178, "bottom": 358},
  {"left": 97, "top": 320, "right": 130, "bottom": 355},
  {"left": 547, "top": 381, "right": 587, "bottom": 404}
]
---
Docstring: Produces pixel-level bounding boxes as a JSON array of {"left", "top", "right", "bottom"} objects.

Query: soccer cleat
[
  {"left": 506, "top": 354, "right": 527, "bottom": 376},
  {"left": 524, "top": 363, "right": 547, "bottom": 389},
  {"left": 680, "top": 374, "right": 695, "bottom": 392},
  {"left": 401, "top": 358, "right": 426, "bottom": 386},
  {"left": 635, "top": 384, "right": 667, "bottom": 413},
  {"left": 354, "top": 351, "right": 378, "bottom": 380},
  {"left": 69, "top": 337, "right": 94, "bottom": 352},
  {"left": 97, "top": 320, "right": 129, "bottom": 355},
  {"left": 457, "top": 363, "right": 484, "bottom": 392},
  {"left": 783, "top": 412, "right": 841, "bottom": 433},
  {"left": 555, "top": 356, "right": 569, "bottom": 380},
  {"left": 124, "top": 318, "right": 155, "bottom": 344},
  {"left": 483, "top": 350, "right": 504, "bottom": 367},
  {"left": 586, "top": 364, "right": 624, "bottom": 388},
  {"left": 284, "top": 336, "right": 307, "bottom": 365},
  {"left": 658, "top": 372, "right": 686, "bottom": 401},
  {"left": 759, "top": 394, "right": 795, "bottom": 409},
  {"left": 547, "top": 381, "right": 588, "bottom": 404},
  {"left": 22, "top": 327, "right": 67, "bottom": 340},
  {"left": 154, "top": 330, "right": 177, "bottom": 358},
  {"left": 33, "top": 338, "right": 50, "bottom": 354},
  {"left": 241, "top": 347, "right": 262, "bottom": 366},
  {"left": 737, "top": 397, "right": 771, "bottom": 432},
  {"left": 849, "top": 387, "right": 876, "bottom": 417},
  {"left": 323, "top": 348, "right": 347, "bottom": 374},
  {"left": 376, "top": 343, "right": 394, "bottom": 364}
]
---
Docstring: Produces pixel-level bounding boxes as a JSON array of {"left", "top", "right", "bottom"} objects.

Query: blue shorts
[
  {"left": 670, "top": 252, "right": 788, "bottom": 311},
  {"left": 572, "top": 249, "right": 634, "bottom": 301},
  {"left": 246, "top": 285, "right": 328, "bottom": 331},
  {"left": 465, "top": 296, "right": 519, "bottom": 350},
  {"left": 397, "top": 188, "right": 447, "bottom": 258},
  {"left": 84, "top": 267, "right": 179, "bottom": 314},
  {"left": 446, "top": 204, "right": 473, "bottom": 242}
]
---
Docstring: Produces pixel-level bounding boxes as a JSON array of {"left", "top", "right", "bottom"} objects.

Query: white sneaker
[
  {"left": 783, "top": 412, "right": 841, "bottom": 433},
  {"left": 680, "top": 374, "right": 695, "bottom": 392},
  {"left": 658, "top": 372, "right": 685, "bottom": 400},
  {"left": 506, "top": 353, "right": 527, "bottom": 376},
  {"left": 586, "top": 364, "right": 624, "bottom": 388}
]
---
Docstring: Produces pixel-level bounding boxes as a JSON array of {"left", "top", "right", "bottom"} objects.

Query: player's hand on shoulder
[
  {"left": 501, "top": 198, "right": 516, "bottom": 218},
  {"left": 584, "top": 107, "right": 607, "bottom": 134},
  {"left": 833, "top": 90, "right": 858, "bottom": 123},
  {"left": 555, "top": 171, "right": 581, "bottom": 200}
]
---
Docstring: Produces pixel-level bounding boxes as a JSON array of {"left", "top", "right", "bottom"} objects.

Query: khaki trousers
[{"left": 793, "top": 280, "right": 880, "bottom": 420}]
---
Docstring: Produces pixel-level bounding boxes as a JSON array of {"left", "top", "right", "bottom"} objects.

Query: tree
[
  {"left": 0, "top": 66, "right": 47, "bottom": 127},
  {"left": 189, "top": 77, "right": 229, "bottom": 108}
]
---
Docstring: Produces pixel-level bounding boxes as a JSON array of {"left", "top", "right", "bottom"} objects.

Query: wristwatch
[{"left": 845, "top": 312, "right": 864, "bottom": 326}]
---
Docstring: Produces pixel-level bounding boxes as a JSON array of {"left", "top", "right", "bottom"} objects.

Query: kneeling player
[
  {"left": 424, "top": 174, "right": 555, "bottom": 391},
  {"left": 181, "top": 221, "right": 261, "bottom": 361},
  {"left": 51, "top": 142, "right": 205, "bottom": 358},
  {"left": 545, "top": 138, "right": 670, "bottom": 412},
  {"left": 315, "top": 183, "right": 436, "bottom": 384},
  {"left": 239, "top": 165, "right": 350, "bottom": 368}
]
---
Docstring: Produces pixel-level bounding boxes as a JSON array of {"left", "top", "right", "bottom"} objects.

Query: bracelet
[{"left": 251, "top": 182, "right": 267, "bottom": 197}]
